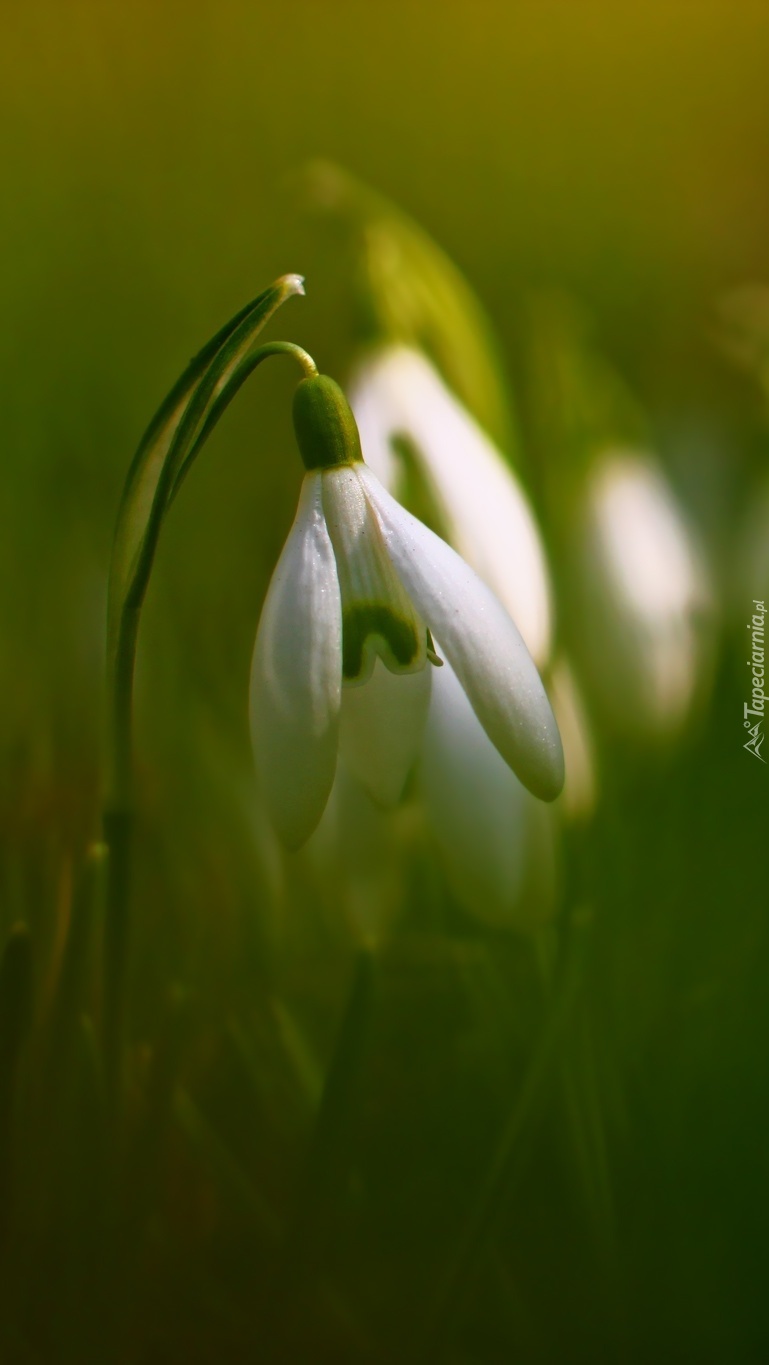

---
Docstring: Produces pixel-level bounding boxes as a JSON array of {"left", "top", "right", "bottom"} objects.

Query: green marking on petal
[
  {"left": 342, "top": 603, "right": 421, "bottom": 681},
  {"left": 322, "top": 463, "right": 430, "bottom": 684}
]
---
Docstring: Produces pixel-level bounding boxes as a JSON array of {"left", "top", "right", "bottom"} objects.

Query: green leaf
[{"left": 106, "top": 273, "right": 304, "bottom": 677}]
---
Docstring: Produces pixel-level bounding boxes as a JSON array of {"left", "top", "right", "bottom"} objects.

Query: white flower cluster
[{"left": 248, "top": 335, "right": 712, "bottom": 930}]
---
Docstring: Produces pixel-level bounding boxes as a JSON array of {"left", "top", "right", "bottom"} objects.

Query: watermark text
[{"left": 744, "top": 599, "right": 766, "bottom": 762}]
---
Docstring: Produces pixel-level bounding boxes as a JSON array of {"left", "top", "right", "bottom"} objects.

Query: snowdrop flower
[
  {"left": 570, "top": 450, "right": 712, "bottom": 739},
  {"left": 349, "top": 346, "right": 553, "bottom": 667},
  {"left": 345, "top": 344, "right": 566, "bottom": 927},
  {"left": 421, "top": 655, "right": 558, "bottom": 932},
  {"left": 307, "top": 760, "right": 406, "bottom": 948},
  {"left": 250, "top": 373, "right": 563, "bottom": 848}
]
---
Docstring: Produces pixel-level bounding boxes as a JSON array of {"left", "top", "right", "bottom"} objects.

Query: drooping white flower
[
  {"left": 418, "top": 653, "right": 595, "bottom": 931},
  {"left": 349, "top": 345, "right": 553, "bottom": 667},
  {"left": 307, "top": 759, "right": 407, "bottom": 948},
  {"left": 421, "top": 654, "right": 558, "bottom": 932},
  {"left": 570, "top": 450, "right": 713, "bottom": 739},
  {"left": 250, "top": 374, "right": 563, "bottom": 848}
]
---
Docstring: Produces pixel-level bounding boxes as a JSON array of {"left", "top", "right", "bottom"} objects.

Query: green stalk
[{"left": 101, "top": 288, "right": 313, "bottom": 1113}]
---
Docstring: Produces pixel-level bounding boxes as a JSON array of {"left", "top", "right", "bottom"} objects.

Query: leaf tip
[{"left": 280, "top": 272, "right": 306, "bottom": 298}]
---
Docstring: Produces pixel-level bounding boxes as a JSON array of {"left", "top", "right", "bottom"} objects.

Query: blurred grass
[{"left": 1, "top": 1, "right": 769, "bottom": 1361}]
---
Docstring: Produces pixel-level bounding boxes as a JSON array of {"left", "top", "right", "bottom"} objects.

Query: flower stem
[
  {"left": 101, "top": 334, "right": 318, "bottom": 1117},
  {"left": 102, "top": 601, "right": 139, "bottom": 1117}
]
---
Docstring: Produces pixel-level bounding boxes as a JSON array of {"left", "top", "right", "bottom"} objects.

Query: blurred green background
[{"left": 1, "top": 2, "right": 768, "bottom": 1361}]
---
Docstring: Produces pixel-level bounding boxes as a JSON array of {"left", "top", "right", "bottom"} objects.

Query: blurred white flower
[
  {"left": 421, "top": 655, "right": 558, "bottom": 932},
  {"left": 249, "top": 376, "right": 564, "bottom": 849},
  {"left": 571, "top": 450, "right": 713, "bottom": 739},
  {"left": 307, "top": 760, "right": 406, "bottom": 948},
  {"left": 349, "top": 345, "right": 553, "bottom": 667},
  {"left": 346, "top": 346, "right": 566, "bottom": 928}
]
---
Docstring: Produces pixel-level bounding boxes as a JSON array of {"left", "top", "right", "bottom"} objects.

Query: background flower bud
[{"left": 568, "top": 450, "right": 714, "bottom": 741}]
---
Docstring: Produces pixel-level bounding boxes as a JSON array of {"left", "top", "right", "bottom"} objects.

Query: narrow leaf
[
  {"left": 107, "top": 273, "right": 304, "bottom": 672},
  {"left": 167, "top": 344, "right": 276, "bottom": 507}
]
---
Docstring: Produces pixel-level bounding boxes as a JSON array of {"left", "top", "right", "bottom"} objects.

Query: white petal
[
  {"left": 249, "top": 473, "right": 342, "bottom": 848},
  {"left": 305, "top": 763, "right": 404, "bottom": 947},
  {"left": 346, "top": 353, "right": 401, "bottom": 491},
  {"left": 321, "top": 464, "right": 426, "bottom": 682},
  {"left": 359, "top": 467, "right": 564, "bottom": 801},
  {"left": 584, "top": 452, "right": 708, "bottom": 621},
  {"left": 339, "top": 656, "right": 432, "bottom": 805},
  {"left": 349, "top": 346, "right": 552, "bottom": 666},
  {"left": 421, "top": 656, "right": 558, "bottom": 931}
]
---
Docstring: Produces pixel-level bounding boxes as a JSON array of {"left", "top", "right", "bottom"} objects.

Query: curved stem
[
  {"left": 102, "top": 337, "right": 318, "bottom": 1113},
  {"left": 167, "top": 344, "right": 317, "bottom": 509},
  {"left": 250, "top": 340, "right": 318, "bottom": 379},
  {"left": 106, "top": 342, "right": 316, "bottom": 808}
]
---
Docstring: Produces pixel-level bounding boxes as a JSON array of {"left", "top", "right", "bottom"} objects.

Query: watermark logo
[{"left": 744, "top": 599, "right": 766, "bottom": 762}]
